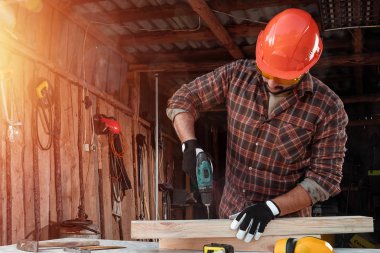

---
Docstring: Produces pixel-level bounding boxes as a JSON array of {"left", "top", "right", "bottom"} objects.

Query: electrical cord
[
  {"left": 109, "top": 132, "right": 125, "bottom": 158},
  {"left": 36, "top": 86, "right": 53, "bottom": 150}
]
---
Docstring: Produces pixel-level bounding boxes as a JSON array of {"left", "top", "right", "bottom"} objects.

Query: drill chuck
[{"left": 200, "top": 191, "right": 212, "bottom": 207}]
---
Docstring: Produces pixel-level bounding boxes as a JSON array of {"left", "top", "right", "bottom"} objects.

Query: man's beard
[{"left": 264, "top": 82, "right": 296, "bottom": 95}]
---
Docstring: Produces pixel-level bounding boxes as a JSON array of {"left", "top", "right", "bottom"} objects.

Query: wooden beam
[
  {"left": 70, "top": 0, "right": 101, "bottom": 5},
  {"left": 129, "top": 60, "right": 228, "bottom": 73},
  {"left": 316, "top": 53, "right": 380, "bottom": 67},
  {"left": 342, "top": 94, "right": 380, "bottom": 104},
  {"left": 129, "top": 53, "right": 380, "bottom": 72},
  {"left": 348, "top": 119, "right": 380, "bottom": 127},
  {"left": 187, "top": 0, "right": 244, "bottom": 59},
  {"left": 84, "top": 2, "right": 193, "bottom": 24},
  {"left": 132, "top": 38, "right": 354, "bottom": 64},
  {"left": 353, "top": 29, "right": 363, "bottom": 95},
  {"left": 131, "top": 216, "right": 373, "bottom": 239},
  {"left": 119, "top": 28, "right": 213, "bottom": 47},
  {"left": 118, "top": 24, "right": 262, "bottom": 47},
  {"left": 82, "top": 0, "right": 315, "bottom": 23}
]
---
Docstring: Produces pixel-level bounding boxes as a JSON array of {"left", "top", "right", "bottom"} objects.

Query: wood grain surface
[{"left": 131, "top": 216, "right": 373, "bottom": 239}]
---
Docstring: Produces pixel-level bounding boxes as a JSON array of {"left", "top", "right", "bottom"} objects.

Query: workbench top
[{"left": 0, "top": 238, "right": 378, "bottom": 252}]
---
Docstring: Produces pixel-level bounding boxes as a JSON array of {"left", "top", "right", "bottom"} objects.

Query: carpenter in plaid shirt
[{"left": 166, "top": 9, "right": 348, "bottom": 243}]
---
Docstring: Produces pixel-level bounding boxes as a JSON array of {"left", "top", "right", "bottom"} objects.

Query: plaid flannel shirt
[{"left": 167, "top": 59, "right": 348, "bottom": 217}]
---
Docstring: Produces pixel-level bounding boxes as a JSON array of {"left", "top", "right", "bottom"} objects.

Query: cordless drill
[{"left": 195, "top": 149, "right": 213, "bottom": 219}]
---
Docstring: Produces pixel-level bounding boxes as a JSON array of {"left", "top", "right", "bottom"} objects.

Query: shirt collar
[{"left": 295, "top": 72, "right": 314, "bottom": 98}]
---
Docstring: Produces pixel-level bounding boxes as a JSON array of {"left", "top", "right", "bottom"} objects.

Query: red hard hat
[{"left": 256, "top": 8, "right": 323, "bottom": 79}]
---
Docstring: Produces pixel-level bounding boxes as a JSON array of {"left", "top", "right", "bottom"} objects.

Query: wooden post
[
  {"left": 129, "top": 71, "right": 141, "bottom": 220},
  {"left": 77, "top": 88, "right": 86, "bottom": 219},
  {"left": 31, "top": 96, "right": 41, "bottom": 241},
  {"left": 6, "top": 125, "right": 11, "bottom": 244},
  {"left": 53, "top": 75, "right": 63, "bottom": 224}
]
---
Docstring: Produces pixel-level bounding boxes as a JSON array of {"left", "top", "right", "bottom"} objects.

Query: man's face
[
  {"left": 256, "top": 65, "right": 303, "bottom": 95},
  {"left": 262, "top": 76, "right": 299, "bottom": 95}
]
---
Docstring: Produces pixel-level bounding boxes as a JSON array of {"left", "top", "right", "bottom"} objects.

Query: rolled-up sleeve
[
  {"left": 307, "top": 100, "right": 348, "bottom": 197},
  {"left": 166, "top": 61, "right": 236, "bottom": 121}
]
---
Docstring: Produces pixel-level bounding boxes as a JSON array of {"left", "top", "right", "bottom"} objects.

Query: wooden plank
[
  {"left": 106, "top": 52, "right": 122, "bottom": 101},
  {"left": 160, "top": 235, "right": 321, "bottom": 252},
  {"left": 0, "top": 22, "right": 133, "bottom": 116},
  {"left": 36, "top": 66, "right": 54, "bottom": 240},
  {"left": 98, "top": 100, "right": 114, "bottom": 239},
  {"left": 129, "top": 72, "right": 141, "bottom": 220},
  {"left": 53, "top": 75, "right": 63, "bottom": 225},
  {"left": 50, "top": 8, "right": 69, "bottom": 70},
  {"left": 0, "top": 74, "right": 4, "bottom": 244},
  {"left": 67, "top": 23, "right": 84, "bottom": 79},
  {"left": 119, "top": 113, "right": 135, "bottom": 239},
  {"left": 60, "top": 81, "right": 77, "bottom": 222},
  {"left": 20, "top": 60, "right": 35, "bottom": 241},
  {"left": 10, "top": 55, "right": 26, "bottom": 243},
  {"left": 131, "top": 216, "right": 374, "bottom": 239},
  {"left": 46, "top": 0, "right": 136, "bottom": 63},
  {"left": 82, "top": 94, "right": 101, "bottom": 232}
]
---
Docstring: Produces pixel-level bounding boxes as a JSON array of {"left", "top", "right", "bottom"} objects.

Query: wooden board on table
[
  {"left": 159, "top": 235, "right": 321, "bottom": 252},
  {"left": 131, "top": 216, "right": 373, "bottom": 239}
]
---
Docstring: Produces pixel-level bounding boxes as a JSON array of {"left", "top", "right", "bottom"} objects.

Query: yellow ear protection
[
  {"left": 274, "top": 237, "right": 334, "bottom": 253},
  {"left": 286, "top": 238, "right": 297, "bottom": 253}
]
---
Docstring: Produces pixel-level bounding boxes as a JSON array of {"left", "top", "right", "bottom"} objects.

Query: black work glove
[
  {"left": 230, "top": 201, "right": 280, "bottom": 242},
  {"left": 181, "top": 139, "right": 202, "bottom": 183}
]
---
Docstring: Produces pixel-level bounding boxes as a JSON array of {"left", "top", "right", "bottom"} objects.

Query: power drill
[{"left": 195, "top": 149, "right": 213, "bottom": 219}]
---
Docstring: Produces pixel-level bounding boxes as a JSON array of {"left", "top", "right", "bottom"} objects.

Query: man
[{"left": 166, "top": 8, "right": 348, "bottom": 243}]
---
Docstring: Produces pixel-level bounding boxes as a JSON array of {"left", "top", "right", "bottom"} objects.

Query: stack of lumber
[{"left": 131, "top": 216, "right": 373, "bottom": 251}]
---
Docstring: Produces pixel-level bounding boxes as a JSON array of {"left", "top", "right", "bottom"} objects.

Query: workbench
[{"left": 0, "top": 238, "right": 378, "bottom": 252}]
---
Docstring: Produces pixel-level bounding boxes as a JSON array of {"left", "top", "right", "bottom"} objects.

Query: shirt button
[
  {"left": 242, "top": 189, "right": 246, "bottom": 193},
  {"left": 248, "top": 166, "right": 253, "bottom": 171},
  {"left": 255, "top": 142, "right": 259, "bottom": 146}
]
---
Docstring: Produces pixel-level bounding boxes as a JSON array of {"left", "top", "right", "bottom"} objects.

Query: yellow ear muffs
[{"left": 286, "top": 238, "right": 297, "bottom": 253}]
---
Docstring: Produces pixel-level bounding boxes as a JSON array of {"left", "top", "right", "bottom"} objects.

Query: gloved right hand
[{"left": 181, "top": 139, "right": 203, "bottom": 181}]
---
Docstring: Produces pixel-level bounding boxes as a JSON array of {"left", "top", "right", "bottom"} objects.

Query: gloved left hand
[{"left": 230, "top": 200, "right": 280, "bottom": 242}]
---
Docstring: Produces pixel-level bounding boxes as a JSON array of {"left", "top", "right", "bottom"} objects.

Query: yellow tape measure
[{"left": 203, "top": 243, "right": 234, "bottom": 253}]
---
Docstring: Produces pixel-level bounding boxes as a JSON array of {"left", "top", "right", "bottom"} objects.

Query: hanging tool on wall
[
  {"left": 35, "top": 79, "right": 54, "bottom": 150},
  {"left": 60, "top": 91, "right": 100, "bottom": 238},
  {"left": 136, "top": 133, "right": 147, "bottom": 220},
  {"left": 0, "top": 70, "right": 22, "bottom": 143},
  {"left": 158, "top": 182, "right": 173, "bottom": 220},
  {"left": 93, "top": 114, "right": 132, "bottom": 220}
]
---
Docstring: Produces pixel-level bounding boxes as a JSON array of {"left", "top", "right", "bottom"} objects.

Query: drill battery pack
[{"left": 203, "top": 243, "right": 234, "bottom": 253}]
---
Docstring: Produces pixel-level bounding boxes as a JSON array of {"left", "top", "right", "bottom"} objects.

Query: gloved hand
[
  {"left": 230, "top": 200, "right": 280, "bottom": 242},
  {"left": 181, "top": 139, "right": 203, "bottom": 182}
]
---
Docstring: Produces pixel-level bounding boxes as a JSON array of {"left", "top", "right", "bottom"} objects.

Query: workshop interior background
[{"left": 0, "top": 0, "right": 379, "bottom": 248}]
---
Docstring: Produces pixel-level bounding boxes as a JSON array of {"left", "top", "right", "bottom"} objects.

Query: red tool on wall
[
  {"left": 93, "top": 114, "right": 120, "bottom": 135},
  {"left": 93, "top": 114, "right": 132, "bottom": 221}
]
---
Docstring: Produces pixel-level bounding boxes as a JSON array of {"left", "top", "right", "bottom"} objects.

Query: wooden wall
[{"left": 0, "top": 2, "right": 179, "bottom": 245}]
